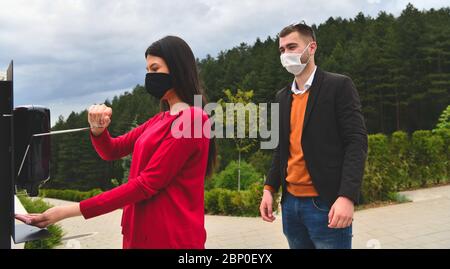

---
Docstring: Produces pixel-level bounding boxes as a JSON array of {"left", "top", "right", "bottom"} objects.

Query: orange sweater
[{"left": 265, "top": 91, "right": 318, "bottom": 197}]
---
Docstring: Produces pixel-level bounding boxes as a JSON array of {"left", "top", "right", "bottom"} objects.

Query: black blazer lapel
[
  {"left": 279, "top": 85, "right": 292, "bottom": 179},
  {"left": 280, "top": 87, "right": 292, "bottom": 139},
  {"left": 303, "top": 68, "right": 324, "bottom": 131}
]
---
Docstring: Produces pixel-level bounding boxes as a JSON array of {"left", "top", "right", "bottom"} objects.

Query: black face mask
[{"left": 145, "top": 72, "right": 173, "bottom": 100}]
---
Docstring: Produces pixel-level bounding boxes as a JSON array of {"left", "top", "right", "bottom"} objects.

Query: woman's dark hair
[{"left": 145, "top": 36, "right": 217, "bottom": 178}]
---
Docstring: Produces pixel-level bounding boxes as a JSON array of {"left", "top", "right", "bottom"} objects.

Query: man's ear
[{"left": 309, "top": 42, "right": 317, "bottom": 56}]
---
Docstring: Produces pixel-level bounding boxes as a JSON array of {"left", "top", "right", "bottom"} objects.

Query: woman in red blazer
[{"left": 15, "top": 36, "right": 217, "bottom": 249}]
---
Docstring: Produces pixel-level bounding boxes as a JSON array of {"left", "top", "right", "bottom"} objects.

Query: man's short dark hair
[{"left": 279, "top": 21, "right": 316, "bottom": 42}]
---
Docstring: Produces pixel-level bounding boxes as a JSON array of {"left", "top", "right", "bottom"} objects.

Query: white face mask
[{"left": 280, "top": 43, "right": 312, "bottom": 75}]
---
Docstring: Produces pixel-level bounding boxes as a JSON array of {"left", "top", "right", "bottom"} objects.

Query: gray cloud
[{"left": 0, "top": 0, "right": 447, "bottom": 126}]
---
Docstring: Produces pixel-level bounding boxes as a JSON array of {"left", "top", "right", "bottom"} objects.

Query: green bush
[
  {"left": 436, "top": 128, "right": 450, "bottom": 180},
  {"left": 362, "top": 134, "right": 392, "bottom": 203},
  {"left": 390, "top": 131, "right": 411, "bottom": 190},
  {"left": 40, "top": 188, "right": 103, "bottom": 202},
  {"left": 410, "top": 130, "right": 446, "bottom": 186},
  {"left": 434, "top": 105, "right": 450, "bottom": 131},
  {"left": 17, "top": 195, "right": 64, "bottom": 249},
  {"left": 361, "top": 127, "right": 449, "bottom": 204},
  {"left": 433, "top": 116, "right": 450, "bottom": 180},
  {"left": 204, "top": 176, "right": 215, "bottom": 191},
  {"left": 427, "top": 134, "right": 447, "bottom": 185},
  {"left": 205, "top": 182, "right": 271, "bottom": 217},
  {"left": 204, "top": 188, "right": 222, "bottom": 214},
  {"left": 217, "top": 189, "right": 237, "bottom": 215},
  {"left": 230, "top": 191, "right": 245, "bottom": 216},
  {"left": 211, "top": 161, "right": 263, "bottom": 191},
  {"left": 240, "top": 182, "right": 268, "bottom": 217},
  {"left": 248, "top": 150, "right": 273, "bottom": 176}
]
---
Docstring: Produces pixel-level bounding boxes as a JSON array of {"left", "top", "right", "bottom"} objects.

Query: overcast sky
[{"left": 0, "top": 0, "right": 448, "bottom": 126}]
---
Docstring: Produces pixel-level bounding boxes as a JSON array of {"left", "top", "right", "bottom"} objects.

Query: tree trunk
[
  {"left": 238, "top": 151, "right": 241, "bottom": 192},
  {"left": 396, "top": 90, "right": 400, "bottom": 131}
]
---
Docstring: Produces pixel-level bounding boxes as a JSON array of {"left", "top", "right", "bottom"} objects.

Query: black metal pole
[{"left": 0, "top": 61, "right": 14, "bottom": 249}]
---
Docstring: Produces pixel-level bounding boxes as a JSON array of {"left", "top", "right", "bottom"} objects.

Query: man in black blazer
[{"left": 259, "top": 22, "right": 368, "bottom": 249}]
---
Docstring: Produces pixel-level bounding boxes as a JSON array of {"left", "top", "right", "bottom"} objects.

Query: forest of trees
[{"left": 45, "top": 4, "right": 450, "bottom": 191}]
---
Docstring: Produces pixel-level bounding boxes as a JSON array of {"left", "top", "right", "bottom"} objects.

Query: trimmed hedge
[
  {"left": 39, "top": 188, "right": 103, "bottom": 202},
  {"left": 41, "top": 184, "right": 268, "bottom": 217},
  {"left": 410, "top": 130, "right": 446, "bottom": 186},
  {"left": 205, "top": 182, "right": 276, "bottom": 217},
  {"left": 363, "top": 134, "right": 390, "bottom": 203},
  {"left": 17, "top": 195, "right": 64, "bottom": 249},
  {"left": 362, "top": 130, "right": 449, "bottom": 203},
  {"left": 209, "top": 160, "right": 263, "bottom": 191}
]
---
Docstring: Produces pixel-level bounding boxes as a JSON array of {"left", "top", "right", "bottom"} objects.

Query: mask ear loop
[{"left": 300, "top": 42, "right": 313, "bottom": 65}]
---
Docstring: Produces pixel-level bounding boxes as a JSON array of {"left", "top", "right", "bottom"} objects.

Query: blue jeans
[{"left": 282, "top": 191, "right": 353, "bottom": 249}]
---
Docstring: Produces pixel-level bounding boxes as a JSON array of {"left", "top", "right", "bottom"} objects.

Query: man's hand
[
  {"left": 88, "top": 104, "right": 112, "bottom": 136},
  {"left": 260, "top": 190, "right": 276, "bottom": 222},
  {"left": 328, "top": 196, "right": 354, "bottom": 229},
  {"left": 15, "top": 204, "right": 81, "bottom": 229}
]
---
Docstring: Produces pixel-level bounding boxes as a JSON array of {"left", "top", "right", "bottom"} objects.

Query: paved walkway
[{"left": 41, "top": 185, "right": 450, "bottom": 249}]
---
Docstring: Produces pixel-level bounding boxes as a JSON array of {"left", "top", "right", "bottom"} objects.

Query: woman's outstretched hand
[
  {"left": 88, "top": 104, "right": 112, "bottom": 136},
  {"left": 15, "top": 204, "right": 82, "bottom": 229}
]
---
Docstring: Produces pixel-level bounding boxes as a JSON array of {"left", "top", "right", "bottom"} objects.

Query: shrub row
[
  {"left": 17, "top": 194, "right": 64, "bottom": 249},
  {"left": 39, "top": 188, "right": 103, "bottom": 202},
  {"left": 362, "top": 129, "right": 449, "bottom": 203}
]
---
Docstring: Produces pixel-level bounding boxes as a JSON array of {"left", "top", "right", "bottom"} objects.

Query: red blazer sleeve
[{"left": 90, "top": 115, "right": 159, "bottom": 161}]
